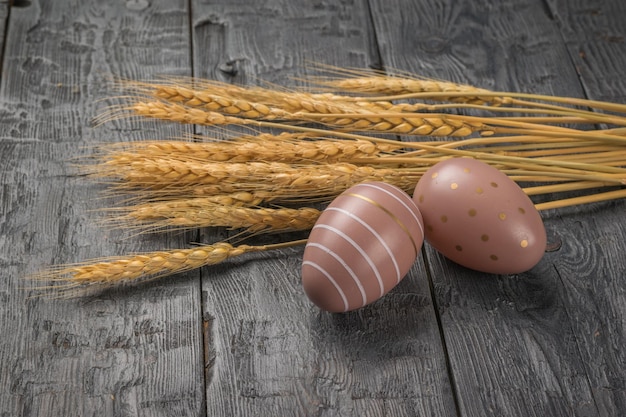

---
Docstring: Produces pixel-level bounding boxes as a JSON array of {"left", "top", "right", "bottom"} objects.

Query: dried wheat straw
[
  {"left": 535, "top": 189, "right": 626, "bottom": 211},
  {"left": 361, "top": 90, "right": 626, "bottom": 115}
]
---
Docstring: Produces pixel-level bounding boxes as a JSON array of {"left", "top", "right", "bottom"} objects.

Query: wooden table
[{"left": 1, "top": 0, "right": 624, "bottom": 416}]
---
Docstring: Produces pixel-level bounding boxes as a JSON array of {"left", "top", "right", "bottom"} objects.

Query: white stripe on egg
[
  {"left": 312, "top": 223, "right": 385, "bottom": 298},
  {"left": 305, "top": 241, "right": 367, "bottom": 307},
  {"left": 325, "top": 206, "right": 402, "bottom": 284},
  {"left": 301, "top": 260, "right": 349, "bottom": 312}
]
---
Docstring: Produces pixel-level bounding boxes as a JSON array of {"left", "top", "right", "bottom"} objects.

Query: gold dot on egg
[
  {"left": 455, "top": 245, "right": 463, "bottom": 252},
  {"left": 441, "top": 215, "right": 448, "bottom": 223},
  {"left": 518, "top": 207, "right": 526, "bottom": 214},
  {"left": 426, "top": 224, "right": 433, "bottom": 232},
  {"left": 463, "top": 168, "right": 471, "bottom": 173},
  {"left": 490, "top": 182, "right": 498, "bottom": 188},
  {"left": 431, "top": 172, "right": 439, "bottom": 179},
  {"left": 520, "top": 239, "right": 529, "bottom": 248},
  {"left": 498, "top": 212, "right": 507, "bottom": 221},
  {"left": 490, "top": 254, "right": 499, "bottom": 261},
  {"left": 418, "top": 194, "right": 424, "bottom": 203},
  {"left": 476, "top": 187, "right": 483, "bottom": 194},
  {"left": 468, "top": 208, "right": 477, "bottom": 217},
  {"left": 450, "top": 182, "right": 459, "bottom": 190},
  {"left": 481, "top": 234, "right": 489, "bottom": 242}
]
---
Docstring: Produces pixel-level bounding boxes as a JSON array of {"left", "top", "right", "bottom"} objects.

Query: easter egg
[
  {"left": 413, "top": 158, "right": 546, "bottom": 274},
  {"left": 301, "top": 182, "right": 424, "bottom": 312}
]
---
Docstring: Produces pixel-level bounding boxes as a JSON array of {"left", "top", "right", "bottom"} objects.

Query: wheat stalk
[
  {"left": 109, "top": 200, "right": 321, "bottom": 234},
  {"left": 121, "top": 95, "right": 626, "bottom": 142},
  {"left": 98, "top": 134, "right": 402, "bottom": 165},
  {"left": 91, "top": 126, "right": 625, "bottom": 205},
  {"left": 127, "top": 78, "right": 398, "bottom": 114},
  {"left": 95, "top": 159, "right": 425, "bottom": 201},
  {"left": 122, "top": 99, "right": 491, "bottom": 138},
  {"left": 30, "top": 239, "right": 307, "bottom": 297},
  {"left": 122, "top": 77, "right": 626, "bottom": 131},
  {"left": 311, "top": 73, "right": 510, "bottom": 106}
]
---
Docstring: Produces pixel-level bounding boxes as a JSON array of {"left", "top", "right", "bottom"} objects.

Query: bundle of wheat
[{"left": 32, "top": 68, "right": 626, "bottom": 296}]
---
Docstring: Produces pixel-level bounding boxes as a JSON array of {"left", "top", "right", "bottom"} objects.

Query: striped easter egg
[{"left": 301, "top": 182, "right": 424, "bottom": 312}]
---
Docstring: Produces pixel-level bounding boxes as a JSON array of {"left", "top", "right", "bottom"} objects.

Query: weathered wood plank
[
  {"left": 543, "top": 1, "right": 626, "bottom": 415},
  {"left": 0, "top": 1, "right": 8, "bottom": 75},
  {"left": 546, "top": 0, "right": 626, "bottom": 103},
  {"left": 369, "top": 0, "right": 581, "bottom": 96},
  {"left": 369, "top": 0, "right": 624, "bottom": 416},
  {"left": 0, "top": 1, "right": 205, "bottom": 416},
  {"left": 191, "top": 1, "right": 457, "bottom": 416}
]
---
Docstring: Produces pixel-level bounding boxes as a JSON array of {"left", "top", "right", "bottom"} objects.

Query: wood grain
[
  {"left": 191, "top": 0, "right": 456, "bottom": 416},
  {"left": 0, "top": 0, "right": 624, "bottom": 416},
  {"left": 0, "top": 1, "right": 8, "bottom": 78},
  {"left": 546, "top": 0, "right": 626, "bottom": 103},
  {"left": 0, "top": 1, "right": 204, "bottom": 416},
  {"left": 543, "top": 1, "right": 626, "bottom": 414}
]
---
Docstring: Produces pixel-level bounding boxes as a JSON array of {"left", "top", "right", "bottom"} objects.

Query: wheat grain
[
  {"left": 115, "top": 200, "right": 321, "bottom": 233},
  {"left": 129, "top": 101, "right": 253, "bottom": 126},
  {"left": 151, "top": 84, "right": 292, "bottom": 119},
  {"left": 305, "top": 112, "right": 488, "bottom": 136}
]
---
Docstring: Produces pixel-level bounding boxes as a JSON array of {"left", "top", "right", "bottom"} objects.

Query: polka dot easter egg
[
  {"left": 413, "top": 158, "right": 546, "bottom": 274},
  {"left": 302, "top": 182, "right": 425, "bottom": 312}
]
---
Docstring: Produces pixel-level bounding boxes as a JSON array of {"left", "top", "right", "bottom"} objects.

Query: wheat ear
[
  {"left": 302, "top": 112, "right": 489, "bottom": 136},
  {"left": 312, "top": 74, "right": 509, "bottom": 106},
  {"left": 96, "top": 159, "right": 425, "bottom": 201},
  {"left": 125, "top": 99, "right": 490, "bottom": 137},
  {"left": 98, "top": 135, "right": 401, "bottom": 165},
  {"left": 127, "top": 79, "right": 500, "bottom": 127},
  {"left": 111, "top": 201, "right": 321, "bottom": 234},
  {"left": 30, "top": 239, "right": 307, "bottom": 297},
  {"left": 152, "top": 83, "right": 391, "bottom": 115}
]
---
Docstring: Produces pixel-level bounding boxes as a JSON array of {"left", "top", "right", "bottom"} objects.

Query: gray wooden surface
[{"left": 0, "top": 0, "right": 624, "bottom": 416}]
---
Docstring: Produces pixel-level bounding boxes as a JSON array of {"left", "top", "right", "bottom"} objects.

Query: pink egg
[
  {"left": 413, "top": 158, "right": 546, "bottom": 274},
  {"left": 301, "top": 182, "right": 424, "bottom": 312}
]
